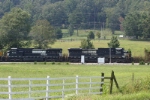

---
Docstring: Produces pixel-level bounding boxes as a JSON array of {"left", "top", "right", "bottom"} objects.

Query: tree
[
  {"left": 123, "top": 12, "right": 146, "bottom": 39},
  {"left": 96, "top": 32, "right": 101, "bottom": 40},
  {"left": 80, "top": 38, "right": 94, "bottom": 49},
  {"left": 105, "top": 8, "right": 120, "bottom": 34},
  {"left": 41, "top": 2, "right": 68, "bottom": 26},
  {"left": 55, "top": 27, "right": 63, "bottom": 39},
  {"left": 139, "top": 14, "right": 150, "bottom": 39},
  {"left": 68, "top": 24, "right": 74, "bottom": 36},
  {"left": 0, "top": 8, "right": 31, "bottom": 50},
  {"left": 87, "top": 31, "right": 95, "bottom": 39},
  {"left": 108, "top": 36, "right": 120, "bottom": 48},
  {"left": 30, "top": 19, "right": 56, "bottom": 49}
]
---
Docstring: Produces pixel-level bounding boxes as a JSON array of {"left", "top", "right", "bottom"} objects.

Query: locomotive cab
[{"left": 7, "top": 48, "right": 24, "bottom": 61}]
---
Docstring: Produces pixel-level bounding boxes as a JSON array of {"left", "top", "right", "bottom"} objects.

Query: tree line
[{"left": 1, "top": 0, "right": 150, "bottom": 30}]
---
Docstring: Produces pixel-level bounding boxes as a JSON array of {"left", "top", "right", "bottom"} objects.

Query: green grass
[
  {"left": 59, "top": 29, "right": 150, "bottom": 57},
  {"left": 54, "top": 29, "right": 150, "bottom": 57},
  {"left": 52, "top": 39, "right": 150, "bottom": 57},
  {"left": 61, "top": 29, "right": 113, "bottom": 39},
  {"left": 68, "top": 91, "right": 150, "bottom": 100},
  {"left": 0, "top": 63, "right": 150, "bottom": 83},
  {"left": 0, "top": 63, "right": 150, "bottom": 99}
]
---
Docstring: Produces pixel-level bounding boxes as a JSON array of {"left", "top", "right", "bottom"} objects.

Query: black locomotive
[
  {"left": 6, "top": 48, "right": 62, "bottom": 62},
  {"left": 68, "top": 48, "right": 131, "bottom": 63},
  {"left": 0, "top": 47, "right": 132, "bottom": 63}
]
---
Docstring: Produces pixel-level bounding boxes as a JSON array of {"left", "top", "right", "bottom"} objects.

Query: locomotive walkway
[
  {"left": 0, "top": 62, "right": 138, "bottom": 65},
  {"left": 71, "top": 63, "right": 138, "bottom": 65}
]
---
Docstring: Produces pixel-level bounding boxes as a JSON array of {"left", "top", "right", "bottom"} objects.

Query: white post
[
  {"left": 46, "top": 76, "right": 50, "bottom": 100},
  {"left": 89, "top": 78, "right": 91, "bottom": 94},
  {"left": 8, "top": 76, "right": 12, "bottom": 100},
  {"left": 29, "top": 80, "right": 31, "bottom": 98},
  {"left": 76, "top": 75, "right": 78, "bottom": 95},
  {"left": 62, "top": 79, "right": 65, "bottom": 100},
  {"left": 81, "top": 55, "right": 85, "bottom": 64}
]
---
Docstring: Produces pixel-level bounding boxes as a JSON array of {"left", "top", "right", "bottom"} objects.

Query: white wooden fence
[{"left": 0, "top": 75, "right": 104, "bottom": 100}]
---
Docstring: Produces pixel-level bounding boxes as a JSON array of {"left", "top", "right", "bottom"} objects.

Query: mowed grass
[
  {"left": 0, "top": 63, "right": 150, "bottom": 83},
  {"left": 62, "top": 29, "right": 113, "bottom": 39},
  {"left": 57, "top": 29, "right": 150, "bottom": 57},
  {"left": 52, "top": 39, "right": 150, "bottom": 57},
  {"left": 0, "top": 63, "right": 150, "bottom": 99}
]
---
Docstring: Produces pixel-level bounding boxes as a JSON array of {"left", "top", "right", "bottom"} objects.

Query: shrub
[
  {"left": 87, "top": 31, "right": 95, "bottom": 39},
  {"left": 34, "top": 61, "right": 37, "bottom": 64},
  {"left": 133, "top": 56, "right": 144, "bottom": 63},
  {"left": 80, "top": 39, "right": 94, "bottom": 49},
  {"left": 108, "top": 36, "right": 120, "bottom": 48},
  {"left": 139, "top": 61, "right": 145, "bottom": 65},
  {"left": 66, "top": 62, "right": 69, "bottom": 65},
  {"left": 51, "top": 62, "right": 55, "bottom": 65},
  {"left": 44, "top": 61, "right": 46, "bottom": 65},
  {"left": 58, "top": 62, "right": 61, "bottom": 65}
]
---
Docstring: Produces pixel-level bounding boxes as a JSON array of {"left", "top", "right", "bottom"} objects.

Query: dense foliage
[
  {"left": 30, "top": 19, "right": 55, "bottom": 49},
  {"left": 80, "top": 38, "right": 94, "bottom": 49},
  {"left": 108, "top": 36, "right": 120, "bottom": 48},
  {"left": 87, "top": 31, "right": 95, "bottom": 39},
  {"left": 1, "top": 0, "right": 150, "bottom": 29},
  {"left": 0, "top": 8, "right": 31, "bottom": 50},
  {"left": 1, "top": 0, "right": 150, "bottom": 49}
]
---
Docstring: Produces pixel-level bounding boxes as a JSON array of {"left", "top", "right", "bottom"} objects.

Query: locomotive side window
[{"left": 12, "top": 52, "right": 16, "bottom": 54}]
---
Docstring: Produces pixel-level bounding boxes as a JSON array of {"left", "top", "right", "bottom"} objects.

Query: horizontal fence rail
[{"left": 0, "top": 75, "right": 104, "bottom": 100}]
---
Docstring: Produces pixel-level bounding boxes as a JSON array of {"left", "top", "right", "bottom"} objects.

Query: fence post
[
  {"left": 62, "top": 79, "right": 65, "bottom": 100},
  {"left": 132, "top": 73, "right": 134, "bottom": 83},
  {"left": 76, "top": 75, "right": 78, "bottom": 95},
  {"left": 100, "top": 73, "right": 104, "bottom": 94},
  {"left": 110, "top": 71, "right": 114, "bottom": 94},
  {"left": 29, "top": 80, "right": 31, "bottom": 98},
  {"left": 46, "top": 76, "right": 50, "bottom": 100},
  {"left": 8, "top": 76, "right": 12, "bottom": 100},
  {"left": 113, "top": 71, "right": 119, "bottom": 90},
  {"left": 89, "top": 78, "right": 92, "bottom": 94}
]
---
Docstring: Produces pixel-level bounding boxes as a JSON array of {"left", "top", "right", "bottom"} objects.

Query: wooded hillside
[
  {"left": 1, "top": 0, "right": 150, "bottom": 30},
  {"left": 0, "top": 0, "right": 150, "bottom": 50}
]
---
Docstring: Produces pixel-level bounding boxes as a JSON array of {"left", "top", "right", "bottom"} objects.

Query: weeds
[
  {"left": 120, "top": 76, "right": 150, "bottom": 94},
  {"left": 51, "top": 62, "right": 55, "bottom": 65},
  {"left": 34, "top": 61, "right": 37, "bottom": 64},
  {"left": 139, "top": 61, "right": 145, "bottom": 65}
]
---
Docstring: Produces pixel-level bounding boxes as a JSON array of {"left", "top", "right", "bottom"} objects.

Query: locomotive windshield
[{"left": 115, "top": 48, "right": 123, "bottom": 55}]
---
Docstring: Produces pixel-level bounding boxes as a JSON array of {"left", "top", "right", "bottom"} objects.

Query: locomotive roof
[
  {"left": 46, "top": 48, "right": 62, "bottom": 50},
  {"left": 82, "top": 49, "right": 97, "bottom": 50},
  {"left": 68, "top": 48, "right": 82, "bottom": 50}
]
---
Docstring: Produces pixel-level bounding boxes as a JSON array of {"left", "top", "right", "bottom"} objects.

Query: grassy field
[
  {"left": 51, "top": 39, "right": 150, "bottom": 57},
  {"left": 62, "top": 29, "right": 113, "bottom": 39},
  {"left": 57, "top": 29, "right": 150, "bottom": 57},
  {"left": 0, "top": 63, "right": 150, "bottom": 99},
  {"left": 1, "top": 63, "right": 150, "bottom": 77}
]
